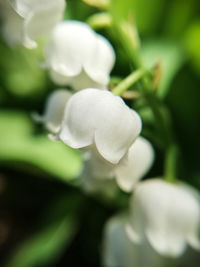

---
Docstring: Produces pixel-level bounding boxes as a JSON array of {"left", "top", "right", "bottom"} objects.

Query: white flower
[
  {"left": 81, "top": 136, "right": 154, "bottom": 192},
  {"left": 103, "top": 215, "right": 140, "bottom": 267},
  {"left": 126, "top": 179, "right": 200, "bottom": 257},
  {"left": 0, "top": 0, "right": 66, "bottom": 48},
  {"left": 33, "top": 89, "right": 72, "bottom": 133},
  {"left": 115, "top": 136, "right": 154, "bottom": 192},
  {"left": 103, "top": 214, "right": 189, "bottom": 267},
  {"left": 57, "top": 88, "right": 142, "bottom": 164},
  {"left": 44, "top": 21, "right": 115, "bottom": 90}
]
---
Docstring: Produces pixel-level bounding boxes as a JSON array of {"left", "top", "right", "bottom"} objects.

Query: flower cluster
[
  {"left": 36, "top": 87, "right": 152, "bottom": 192},
  {"left": 2, "top": 1, "right": 200, "bottom": 266}
]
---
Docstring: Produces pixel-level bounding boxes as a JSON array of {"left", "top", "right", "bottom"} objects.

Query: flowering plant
[{"left": 0, "top": 0, "right": 200, "bottom": 267}]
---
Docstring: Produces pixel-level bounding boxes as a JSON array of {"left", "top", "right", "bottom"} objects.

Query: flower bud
[
  {"left": 0, "top": 0, "right": 66, "bottom": 48},
  {"left": 33, "top": 89, "right": 72, "bottom": 133},
  {"left": 81, "top": 136, "right": 154, "bottom": 192},
  {"left": 127, "top": 179, "right": 200, "bottom": 257},
  {"left": 58, "top": 88, "right": 142, "bottom": 164},
  {"left": 45, "top": 21, "right": 115, "bottom": 90}
]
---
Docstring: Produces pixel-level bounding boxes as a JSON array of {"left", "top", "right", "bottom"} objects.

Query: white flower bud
[
  {"left": 126, "top": 179, "right": 200, "bottom": 257},
  {"left": 103, "top": 215, "right": 179, "bottom": 267},
  {"left": 44, "top": 21, "right": 115, "bottom": 90},
  {"left": 81, "top": 136, "right": 154, "bottom": 192},
  {"left": 0, "top": 0, "right": 66, "bottom": 48},
  {"left": 33, "top": 90, "right": 72, "bottom": 133},
  {"left": 103, "top": 215, "right": 138, "bottom": 267},
  {"left": 58, "top": 88, "right": 142, "bottom": 164},
  {"left": 115, "top": 136, "right": 154, "bottom": 192}
]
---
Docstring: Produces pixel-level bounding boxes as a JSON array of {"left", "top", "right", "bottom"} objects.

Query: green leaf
[
  {"left": 184, "top": 20, "right": 200, "bottom": 74},
  {"left": 7, "top": 216, "right": 75, "bottom": 267},
  {"left": 0, "top": 40, "right": 48, "bottom": 98},
  {"left": 110, "top": 0, "right": 133, "bottom": 22},
  {"left": 141, "top": 40, "right": 185, "bottom": 99},
  {"left": 0, "top": 110, "right": 82, "bottom": 181},
  {"left": 164, "top": 0, "right": 197, "bottom": 38},
  {"left": 6, "top": 193, "right": 79, "bottom": 267},
  {"left": 110, "top": 0, "right": 165, "bottom": 34}
]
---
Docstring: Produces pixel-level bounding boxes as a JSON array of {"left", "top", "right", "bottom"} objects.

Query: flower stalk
[
  {"left": 112, "top": 69, "right": 147, "bottom": 96},
  {"left": 164, "top": 144, "right": 179, "bottom": 183}
]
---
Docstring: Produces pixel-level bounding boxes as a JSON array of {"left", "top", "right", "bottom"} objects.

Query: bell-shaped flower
[
  {"left": 103, "top": 215, "right": 140, "bottom": 267},
  {"left": 44, "top": 21, "right": 115, "bottom": 90},
  {"left": 0, "top": 0, "right": 66, "bottom": 48},
  {"left": 33, "top": 89, "right": 72, "bottom": 133},
  {"left": 114, "top": 136, "right": 154, "bottom": 192},
  {"left": 81, "top": 136, "right": 154, "bottom": 192},
  {"left": 103, "top": 214, "right": 194, "bottom": 267},
  {"left": 57, "top": 88, "right": 142, "bottom": 164},
  {"left": 103, "top": 215, "right": 176, "bottom": 267},
  {"left": 126, "top": 179, "right": 200, "bottom": 257}
]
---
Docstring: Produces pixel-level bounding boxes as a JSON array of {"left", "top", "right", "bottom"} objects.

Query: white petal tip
[
  {"left": 125, "top": 223, "right": 141, "bottom": 244},
  {"left": 48, "top": 133, "right": 60, "bottom": 141}
]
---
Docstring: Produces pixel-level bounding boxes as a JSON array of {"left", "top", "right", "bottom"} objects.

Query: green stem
[
  {"left": 143, "top": 92, "right": 173, "bottom": 147},
  {"left": 111, "top": 12, "right": 179, "bottom": 183},
  {"left": 112, "top": 69, "right": 147, "bottom": 96},
  {"left": 164, "top": 144, "right": 179, "bottom": 183},
  {"left": 115, "top": 22, "right": 142, "bottom": 69},
  {"left": 87, "top": 12, "right": 112, "bottom": 30}
]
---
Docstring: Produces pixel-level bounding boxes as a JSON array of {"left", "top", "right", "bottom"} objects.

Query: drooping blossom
[
  {"left": 81, "top": 136, "right": 154, "bottom": 192},
  {"left": 0, "top": 0, "right": 66, "bottom": 48},
  {"left": 126, "top": 179, "right": 200, "bottom": 257},
  {"left": 44, "top": 21, "right": 115, "bottom": 90},
  {"left": 103, "top": 215, "right": 175, "bottom": 267},
  {"left": 57, "top": 88, "right": 142, "bottom": 164},
  {"left": 33, "top": 89, "right": 72, "bottom": 133}
]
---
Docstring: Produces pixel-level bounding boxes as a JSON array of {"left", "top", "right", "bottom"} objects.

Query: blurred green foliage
[
  {"left": 140, "top": 40, "right": 184, "bottom": 99},
  {"left": 0, "top": 41, "right": 48, "bottom": 99},
  {"left": 0, "top": 110, "right": 82, "bottom": 181}
]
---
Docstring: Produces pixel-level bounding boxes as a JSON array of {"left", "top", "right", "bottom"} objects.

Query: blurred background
[{"left": 0, "top": 0, "right": 200, "bottom": 266}]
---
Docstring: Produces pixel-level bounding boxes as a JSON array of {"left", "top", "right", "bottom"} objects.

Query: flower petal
[
  {"left": 23, "top": 0, "right": 66, "bottom": 49},
  {"left": 95, "top": 105, "right": 142, "bottom": 164},
  {"left": 0, "top": 0, "right": 24, "bottom": 46},
  {"left": 1, "top": 0, "right": 65, "bottom": 48},
  {"left": 50, "top": 68, "right": 107, "bottom": 90},
  {"left": 45, "top": 21, "right": 97, "bottom": 81},
  {"left": 33, "top": 90, "right": 72, "bottom": 133},
  {"left": 129, "top": 179, "right": 200, "bottom": 257},
  {"left": 82, "top": 146, "right": 115, "bottom": 180},
  {"left": 145, "top": 225, "right": 186, "bottom": 257},
  {"left": 115, "top": 136, "right": 154, "bottom": 192},
  {"left": 84, "top": 34, "right": 115, "bottom": 86},
  {"left": 103, "top": 215, "right": 139, "bottom": 267},
  {"left": 45, "top": 20, "right": 115, "bottom": 89},
  {"left": 59, "top": 88, "right": 141, "bottom": 162},
  {"left": 58, "top": 88, "right": 103, "bottom": 148}
]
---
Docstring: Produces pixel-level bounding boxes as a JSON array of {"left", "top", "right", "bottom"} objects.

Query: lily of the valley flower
[
  {"left": 57, "top": 88, "right": 142, "bottom": 164},
  {"left": 45, "top": 21, "right": 115, "bottom": 90},
  {"left": 81, "top": 136, "right": 154, "bottom": 192},
  {"left": 103, "top": 215, "right": 175, "bottom": 267},
  {"left": 115, "top": 136, "right": 154, "bottom": 192},
  {"left": 0, "top": 0, "right": 66, "bottom": 48},
  {"left": 33, "top": 90, "right": 72, "bottom": 133},
  {"left": 103, "top": 213, "right": 200, "bottom": 267},
  {"left": 126, "top": 179, "right": 200, "bottom": 257}
]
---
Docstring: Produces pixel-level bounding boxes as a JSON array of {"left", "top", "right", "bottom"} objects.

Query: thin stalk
[
  {"left": 87, "top": 12, "right": 112, "bottom": 30},
  {"left": 164, "top": 144, "right": 179, "bottom": 183},
  {"left": 112, "top": 69, "right": 147, "bottom": 96}
]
